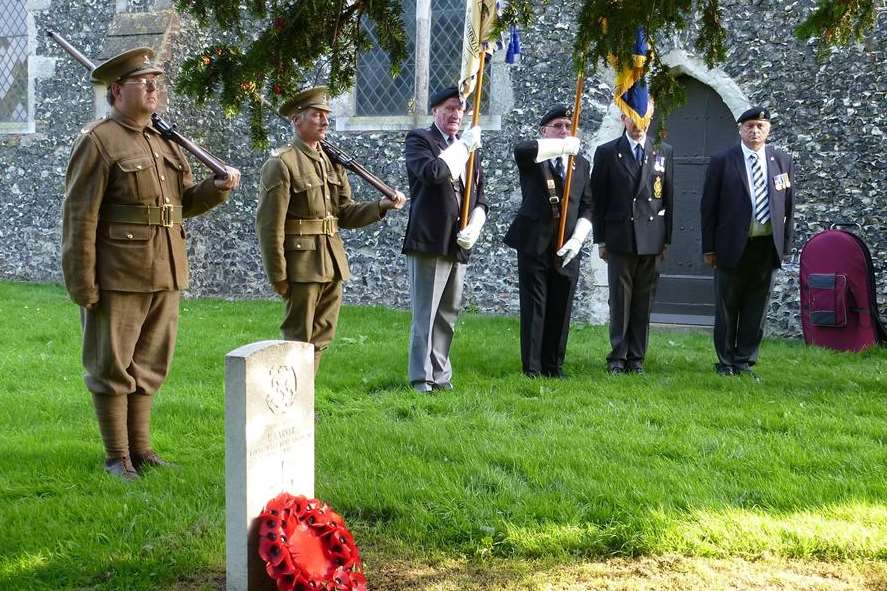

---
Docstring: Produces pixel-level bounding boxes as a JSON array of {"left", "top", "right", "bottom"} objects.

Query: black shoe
[
  {"left": 131, "top": 451, "right": 177, "bottom": 473},
  {"left": 627, "top": 366, "right": 645, "bottom": 374},
  {"left": 432, "top": 382, "right": 454, "bottom": 391},
  {"left": 714, "top": 364, "right": 736, "bottom": 376},
  {"left": 105, "top": 456, "right": 139, "bottom": 481},
  {"left": 607, "top": 365, "right": 625, "bottom": 375}
]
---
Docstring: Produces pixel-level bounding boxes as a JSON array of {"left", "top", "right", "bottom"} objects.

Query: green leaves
[
  {"left": 174, "top": 0, "right": 407, "bottom": 149},
  {"left": 794, "top": 0, "right": 879, "bottom": 53}
]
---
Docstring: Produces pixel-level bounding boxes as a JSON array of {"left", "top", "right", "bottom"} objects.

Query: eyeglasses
[
  {"left": 544, "top": 122, "right": 571, "bottom": 130},
  {"left": 120, "top": 78, "right": 162, "bottom": 92}
]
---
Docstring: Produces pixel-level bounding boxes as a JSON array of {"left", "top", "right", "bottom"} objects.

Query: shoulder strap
[{"left": 540, "top": 161, "right": 561, "bottom": 220}]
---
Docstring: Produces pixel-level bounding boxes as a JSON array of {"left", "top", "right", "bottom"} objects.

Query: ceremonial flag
[
  {"left": 609, "top": 28, "right": 653, "bottom": 129},
  {"left": 458, "top": 0, "right": 521, "bottom": 100}
]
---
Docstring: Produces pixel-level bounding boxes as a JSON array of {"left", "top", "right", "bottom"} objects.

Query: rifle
[
  {"left": 48, "top": 30, "right": 229, "bottom": 179},
  {"left": 50, "top": 30, "right": 402, "bottom": 199}
]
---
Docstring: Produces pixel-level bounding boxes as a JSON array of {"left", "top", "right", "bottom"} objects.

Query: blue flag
[{"left": 610, "top": 28, "right": 653, "bottom": 129}]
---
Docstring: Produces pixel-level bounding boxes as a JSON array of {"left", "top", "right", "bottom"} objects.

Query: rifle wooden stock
[{"left": 47, "top": 30, "right": 229, "bottom": 180}]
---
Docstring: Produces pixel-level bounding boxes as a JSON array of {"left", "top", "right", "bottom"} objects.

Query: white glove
[
  {"left": 535, "top": 136, "right": 580, "bottom": 162},
  {"left": 438, "top": 141, "right": 469, "bottom": 181},
  {"left": 555, "top": 217, "right": 592, "bottom": 266},
  {"left": 456, "top": 207, "right": 486, "bottom": 250},
  {"left": 460, "top": 126, "right": 482, "bottom": 151}
]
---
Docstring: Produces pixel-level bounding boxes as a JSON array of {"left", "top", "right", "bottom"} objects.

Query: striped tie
[{"left": 749, "top": 153, "right": 770, "bottom": 224}]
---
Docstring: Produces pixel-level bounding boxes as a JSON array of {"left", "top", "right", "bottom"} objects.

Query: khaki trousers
[
  {"left": 281, "top": 281, "right": 342, "bottom": 372},
  {"left": 81, "top": 290, "right": 179, "bottom": 459}
]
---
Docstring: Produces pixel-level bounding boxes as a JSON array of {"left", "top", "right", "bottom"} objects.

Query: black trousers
[
  {"left": 517, "top": 252, "right": 579, "bottom": 375},
  {"left": 606, "top": 251, "right": 659, "bottom": 368},
  {"left": 713, "top": 236, "right": 776, "bottom": 371}
]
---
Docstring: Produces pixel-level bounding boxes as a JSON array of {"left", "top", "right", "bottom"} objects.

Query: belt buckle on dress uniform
[
  {"left": 322, "top": 215, "right": 337, "bottom": 235},
  {"left": 547, "top": 179, "right": 559, "bottom": 206},
  {"left": 160, "top": 203, "right": 174, "bottom": 227}
]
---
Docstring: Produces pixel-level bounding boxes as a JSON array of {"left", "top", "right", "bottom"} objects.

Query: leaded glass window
[
  {"left": 355, "top": 0, "right": 488, "bottom": 117},
  {"left": 356, "top": 1, "right": 416, "bottom": 116},
  {"left": 0, "top": 0, "right": 28, "bottom": 132}
]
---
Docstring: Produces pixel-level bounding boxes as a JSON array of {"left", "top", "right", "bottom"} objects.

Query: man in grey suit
[{"left": 402, "top": 86, "right": 487, "bottom": 392}]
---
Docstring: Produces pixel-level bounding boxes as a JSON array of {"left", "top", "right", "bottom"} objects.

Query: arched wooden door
[{"left": 651, "top": 76, "right": 737, "bottom": 325}]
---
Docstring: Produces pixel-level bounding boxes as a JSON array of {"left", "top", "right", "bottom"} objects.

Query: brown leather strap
[
  {"left": 284, "top": 216, "right": 339, "bottom": 236},
  {"left": 100, "top": 204, "right": 182, "bottom": 227}
]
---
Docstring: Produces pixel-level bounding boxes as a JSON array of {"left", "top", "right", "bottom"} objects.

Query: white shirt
[
  {"left": 741, "top": 142, "right": 768, "bottom": 206},
  {"left": 625, "top": 132, "right": 647, "bottom": 162}
]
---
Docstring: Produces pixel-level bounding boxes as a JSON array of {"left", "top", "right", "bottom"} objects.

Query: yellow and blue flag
[{"left": 610, "top": 28, "right": 653, "bottom": 129}]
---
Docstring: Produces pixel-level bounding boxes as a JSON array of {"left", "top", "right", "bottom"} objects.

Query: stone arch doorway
[{"left": 651, "top": 75, "right": 737, "bottom": 325}]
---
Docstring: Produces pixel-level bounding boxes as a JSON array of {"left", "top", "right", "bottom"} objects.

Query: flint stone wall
[{"left": 2, "top": 0, "right": 885, "bottom": 337}]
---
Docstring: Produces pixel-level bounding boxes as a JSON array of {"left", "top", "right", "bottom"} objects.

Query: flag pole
[
  {"left": 461, "top": 50, "right": 486, "bottom": 230},
  {"left": 556, "top": 73, "right": 586, "bottom": 249}
]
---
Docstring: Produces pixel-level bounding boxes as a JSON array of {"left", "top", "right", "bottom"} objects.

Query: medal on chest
[{"left": 654, "top": 176, "right": 663, "bottom": 199}]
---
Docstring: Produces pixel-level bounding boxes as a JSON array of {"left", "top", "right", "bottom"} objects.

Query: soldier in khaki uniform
[
  {"left": 61, "top": 47, "right": 241, "bottom": 480},
  {"left": 256, "top": 87, "right": 406, "bottom": 372}
]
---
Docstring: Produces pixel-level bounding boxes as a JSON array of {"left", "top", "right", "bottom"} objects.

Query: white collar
[
  {"left": 741, "top": 142, "right": 767, "bottom": 161},
  {"left": 625, "top": 132, "right": 647, "bottom": 153}
]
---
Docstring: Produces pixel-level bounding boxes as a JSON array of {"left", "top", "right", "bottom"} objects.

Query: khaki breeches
[
  {"left": 81, "top": 290, "right": 180, "bottom": 396},
  {"left": 281, "top": 281, "right": 342, "bottom": 370}
]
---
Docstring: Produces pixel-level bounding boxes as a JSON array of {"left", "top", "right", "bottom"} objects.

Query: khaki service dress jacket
[
  {"left": 62, "top": 109, "right": 229, "bottom": 307},
  {"left": 256, "top": 138, "right": 385, "bottom": 285}
]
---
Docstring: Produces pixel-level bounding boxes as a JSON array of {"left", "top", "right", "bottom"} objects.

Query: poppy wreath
[{"left": 257, "top": 492, "right": 367, "bottom": 591}]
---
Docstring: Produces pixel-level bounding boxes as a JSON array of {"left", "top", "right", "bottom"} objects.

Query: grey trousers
[{"left": 407, "top": 254, "right": 466, "bottom": 386}]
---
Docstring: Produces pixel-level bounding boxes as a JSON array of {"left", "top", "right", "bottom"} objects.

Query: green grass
[{"left": 1, "top": 280, "right": 885, "bottom": 590}]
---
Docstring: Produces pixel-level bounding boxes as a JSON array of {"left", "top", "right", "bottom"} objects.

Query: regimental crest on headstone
[{"left": 266, "top": 365, "right": 298, "bottom": 415}]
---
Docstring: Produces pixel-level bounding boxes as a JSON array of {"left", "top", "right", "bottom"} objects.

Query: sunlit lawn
[{"left": 0, "top": 281, "right": 885, "bottom": 590}]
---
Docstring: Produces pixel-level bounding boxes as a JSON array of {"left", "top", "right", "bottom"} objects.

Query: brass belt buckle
[
  {"left": 160, "top": 204, "right": 174, "bottom": 227},
  {"left": 322, "top": 216, "right": 334, "bottom": 235}
]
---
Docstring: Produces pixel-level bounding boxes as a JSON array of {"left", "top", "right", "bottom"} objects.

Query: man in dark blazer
[
  {"left": 591, "top": 111, "right": 674, "bottom": 373},
  {"left": 505, "top": 105, "right": 593, "bottom": 378},
  {"left": 403, "top": 86, "right": 488, "bottom": 392},
  {"left": 701, "top": 107, "right": 795, "bottom": 377}
]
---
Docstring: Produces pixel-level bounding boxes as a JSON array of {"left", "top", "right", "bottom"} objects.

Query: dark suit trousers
[
  {"left": 713, "top": 236, "right": 776, "bottom": 370},
  {"left": 606, "top": 251, "right": 658, "bottom": 367},
  {"left": 517, "top": 252, "right": 578, "bottom": 375}
]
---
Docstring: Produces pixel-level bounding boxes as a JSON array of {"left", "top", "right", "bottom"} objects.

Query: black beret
[
  {"left": 540, "top": 105, "right": 571, "bottom": 127},
  {"left": 429, "top": 86, "right": 461, "bottom": 111},
  {"left": 737, "top": 107, "right": 770, "bottom": 124}
]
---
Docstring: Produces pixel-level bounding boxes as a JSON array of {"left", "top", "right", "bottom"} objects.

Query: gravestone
[{"left": 225, "top": 340, "right": 315, "bottom": 591}]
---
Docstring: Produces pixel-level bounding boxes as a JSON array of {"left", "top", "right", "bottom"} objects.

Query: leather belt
[
  {"left": 100, "top": 204, "right": 182, "bottom": 227},
  {"left": 284, "top": 216, "right": 339, "bottom": 236}
]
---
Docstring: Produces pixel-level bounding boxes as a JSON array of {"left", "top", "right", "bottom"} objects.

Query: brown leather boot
[
  {"left": 131, "top": 450, "right": 177, "bottom": 473},
  {"left": 105, "top": 456, "right": 139, "bottom": 481}
]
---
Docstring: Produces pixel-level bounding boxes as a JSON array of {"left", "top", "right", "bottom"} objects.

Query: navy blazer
[
  {"left": 504, "top": 140, "right": 592, "bottom": 275},
  {"left": 402, "top": 125, "right": 487, "bottom": 263},
  {"left": 700, "top": 143, "right": 795, "bottom": 269},
  {"left": 590, "top": 135, "right": 674, "bottom": 256}
]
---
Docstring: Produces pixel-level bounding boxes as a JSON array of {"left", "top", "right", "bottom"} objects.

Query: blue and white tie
[{"left": 749, "top": 153, "right": 770, "bottom": 224}]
